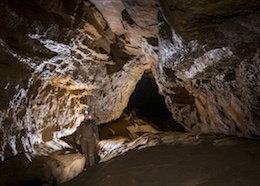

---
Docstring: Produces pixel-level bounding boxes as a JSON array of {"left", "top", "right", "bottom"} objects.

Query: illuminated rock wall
[
  {"left": 156, "top": 0, "right": 260, "bottom": 138},
  {"left": 0, "top": 0, "right": 259, "bottom": 161},
  {"left": 0, "top": 0, "right": 157, "bottom": 160}
]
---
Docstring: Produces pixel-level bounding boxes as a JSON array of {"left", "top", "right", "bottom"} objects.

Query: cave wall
[
  {"left": 0, "top": 0, "right": 259, "bottom": 160},
  {"left": 156, "top": 0, "right": 260, "bottom": 138},
  {"left": 0, "top": 0, "right": 158, "bottom": 160}
]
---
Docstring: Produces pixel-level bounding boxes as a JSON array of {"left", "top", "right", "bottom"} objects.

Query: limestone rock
[
  {"left": 0, "top": 0, "right": 259, "bottom": 162},
  {"left": 90, "top": 0, "right": 125, "bottom": 36},
  {"left": 0, "top": 150, "right": 85, "bottom": 185},
  {"left": 46, "top": 150, "right": 85, "bottom": 184},
  {"left": 0, "top": 0, "right": 157, "bottom": 161},
  {"left": 156, "top": 0, "right": 260, "bottom": 138}
]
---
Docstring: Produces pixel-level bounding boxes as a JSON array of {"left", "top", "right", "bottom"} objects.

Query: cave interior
[{"left": 0, "top": 0, "right": 260, "bottom": 185}]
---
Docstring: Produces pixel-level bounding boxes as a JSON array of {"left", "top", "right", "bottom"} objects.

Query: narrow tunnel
[{"left": 124, "top": 72, "right": 186, "bottom": 132}]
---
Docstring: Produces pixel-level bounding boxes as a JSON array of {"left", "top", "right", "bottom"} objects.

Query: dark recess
[{"left": 125, "top": 73, "right": 186, "bottom": 132}]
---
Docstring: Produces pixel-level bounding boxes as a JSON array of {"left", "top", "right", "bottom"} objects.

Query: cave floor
[{"left": 61, "top": 136, "right": 260, "bottom": 186}]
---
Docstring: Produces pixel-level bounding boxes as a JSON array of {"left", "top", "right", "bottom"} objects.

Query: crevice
[
  {"left": 122, "top": 9, "right": 135, "bottom": 25},
  {"left": 106, "top": 40, "right": 131, "bottom": 74}
]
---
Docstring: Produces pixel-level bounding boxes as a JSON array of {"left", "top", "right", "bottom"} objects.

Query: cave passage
[{"left": 125, "top": 73, "right": 186, "bottom": 132}]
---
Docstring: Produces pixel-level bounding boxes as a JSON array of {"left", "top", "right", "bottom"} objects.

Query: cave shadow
[{"left": 124, "top": 73, "right": 186, "bottom": 132}]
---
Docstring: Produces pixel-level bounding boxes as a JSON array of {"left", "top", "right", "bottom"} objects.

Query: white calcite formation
[{"left": 0, "top": 0, "right": 259, "bottom": 161}]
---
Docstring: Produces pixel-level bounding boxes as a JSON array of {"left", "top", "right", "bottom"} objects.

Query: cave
[
  {"left": 125, "top": 72, "right": 186, "bottom": 132},
  {"left": 0, "top": 0, "right": 260, "bottom": 185}
]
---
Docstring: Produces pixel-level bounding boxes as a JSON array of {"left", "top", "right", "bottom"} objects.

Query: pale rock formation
[{"left": 46, "top": 151, "right": 85, "bottom": 184}]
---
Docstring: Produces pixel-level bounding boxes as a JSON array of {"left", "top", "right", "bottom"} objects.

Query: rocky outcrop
[
  {"left": 156, "top": 0, "right": 260, "bottom": 138},
  {"left": 0, "top": 0, "right": 259, "bottom": 161}
]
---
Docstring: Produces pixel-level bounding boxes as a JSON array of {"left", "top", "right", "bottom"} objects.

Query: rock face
[
  {"left": 0, "top": 0, "right": 157, "bottom": 160},
  {"left": 156, "top": 0, "right": 260, "bottom": 138},
  {"left": 0, "top": 0, "right": 259, "bottom": 160}
]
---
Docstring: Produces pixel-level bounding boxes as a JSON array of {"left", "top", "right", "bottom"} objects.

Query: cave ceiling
[{"left": 0, "top": 0, "right": 259, "bottom": 160}]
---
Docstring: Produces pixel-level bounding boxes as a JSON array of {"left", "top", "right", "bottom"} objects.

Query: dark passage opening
[{"left": 125, "top": 73, "right": 186, "bottom": 132}]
